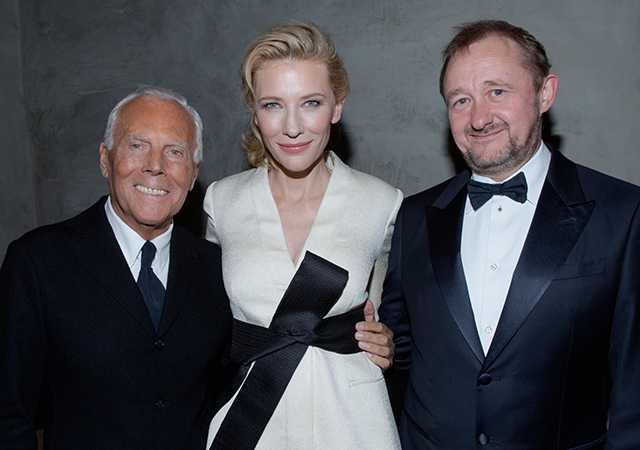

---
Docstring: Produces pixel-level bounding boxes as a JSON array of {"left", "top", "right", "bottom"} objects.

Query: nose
[
  {"left": 282, "top": 108, "right": 303, "bottom": 138},
  {"left": 469, "top": 99, "right": 493, "bottom": 131},
  {"left": 144, "top": 148, "right": 166, "bottom": 175}
]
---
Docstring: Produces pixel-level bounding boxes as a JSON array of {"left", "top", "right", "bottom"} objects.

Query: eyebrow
[
  {"left": 130, "top": 135, "right": 150, "bottom": 143},
  {"left": 129, "top": 135, "right": 189, "bottom": 149},
  {"left": 484, "top": 79, "right": 516, "bottom": 90},
  {"left": 444, "top": 88, "right": 464, "bottom": 107},
  {"left": 301, "top": 92, "right": 328, "bottom": 99},
  {"left": 257, "top": 92, "right": 329, "bottom": 102}
]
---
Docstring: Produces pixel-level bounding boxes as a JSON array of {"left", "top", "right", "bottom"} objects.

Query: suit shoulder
[
  {"left": 11, "top": 201, "right": 103, "bottom": 251},
  {"left": 172, "top": 225, "right": 222, "bottom": 257},
  {"left": 15, "top": 220, "right": 70, "bottom": 245},
  {"left": 576, "top": 164, "right": 640, "bottom": 198},
  {"left": 403, "top": 175, "right": 461, "bottom": 208}
]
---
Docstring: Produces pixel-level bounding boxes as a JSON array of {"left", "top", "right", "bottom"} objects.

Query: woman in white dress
[{"left": 204, "top": 22, "right": 402, "bottom": 449}]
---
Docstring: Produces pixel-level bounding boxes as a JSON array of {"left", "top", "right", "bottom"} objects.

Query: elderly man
[
  {"left": 380, "top": 20, "right": 640, "bottom": 449},
  {"left": 0, "top": 87, "right": 232, "bottom": 448}
]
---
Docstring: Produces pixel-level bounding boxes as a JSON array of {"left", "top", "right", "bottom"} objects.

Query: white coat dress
[{"left": 203, "top": 152, "right": 402, "bottom": 449}]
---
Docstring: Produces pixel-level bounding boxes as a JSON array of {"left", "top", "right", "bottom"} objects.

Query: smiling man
[
  {"left": 0, "top": 87, "right": 231, "bottom": 448},
  {"left": 380, "top": 20, "right": 640, "bottom": 449}
]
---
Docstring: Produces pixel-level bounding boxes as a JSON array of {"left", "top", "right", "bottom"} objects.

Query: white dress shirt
[
  {"left": 461, "top": 142, "right": 551, "bottom": 354},
  {"left": 104, "top": 197, "right": 171, "bottom": 288}
]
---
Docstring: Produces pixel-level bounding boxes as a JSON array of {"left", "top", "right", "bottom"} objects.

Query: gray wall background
[{"left": 2, "top": 0, "right": 639, "bottom": 261}]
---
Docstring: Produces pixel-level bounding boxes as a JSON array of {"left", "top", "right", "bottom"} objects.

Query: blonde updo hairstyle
[{"left": 241, "top": 21, "right": 350, "bottom": 168}]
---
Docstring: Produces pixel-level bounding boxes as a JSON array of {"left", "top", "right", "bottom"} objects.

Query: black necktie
[
  {"left": 137, "top": 241, "right": 165, "bottom": 331},
  {"left": 467, "top": 171, "right": 528, "bottom": 211}
]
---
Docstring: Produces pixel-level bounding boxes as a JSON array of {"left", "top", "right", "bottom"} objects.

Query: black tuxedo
[
  {"left": 380, "top": 147, "right": 640, "bottom": 449},
  {"left": 0, "top": 197, "right": 232, "bottom": 449}
]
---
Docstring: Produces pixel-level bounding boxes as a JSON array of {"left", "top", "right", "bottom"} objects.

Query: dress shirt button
[
  {"left": 155, "top": 339, "right": 165, "bottom": 351},
  {"left": 490, "top": 263, "right": 498, "bottom": 271},
  {"left": 155, "top": 400, "right": 164, "bottom": 411},
  {"left": 478, "top": 373, "right": 492, "bottom": 385},
  {"left": 484, "top": 325, "right": 493, "bottom": 334},
  {"left": 478, "top": 433, "right": 490, "bottom": 445}
]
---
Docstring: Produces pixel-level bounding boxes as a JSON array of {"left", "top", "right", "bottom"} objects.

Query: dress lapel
[
  {"left": 66, "top": 198, "right": 157, "bottom": 338},
  {"left": 427, "top": 171, "right": 485, "bottom": 363},
  {"left": 483, "top": 148, "right": 595, "bottom": 370},
  {"left": 302, "top": 152, "right": 350, "bottom": 263}
]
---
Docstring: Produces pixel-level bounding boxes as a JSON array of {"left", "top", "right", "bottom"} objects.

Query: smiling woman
[
  {"left": 203, "top": 21, "right": 402, "bottom": 450},
  {"left": 253, "top": 59, "right": 344, "bottom": 183}
]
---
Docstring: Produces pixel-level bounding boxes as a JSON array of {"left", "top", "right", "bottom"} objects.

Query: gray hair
[{"left": 102, "top": 86, "right": 204, "bottom": 163}]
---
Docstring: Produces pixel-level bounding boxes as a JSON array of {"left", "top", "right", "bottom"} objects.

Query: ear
[
  {"left": 539, "top": 74, "right": 559, "bottom": 114},
  {"left": 99, "top": 142, "right": 110, "bottom": 179},
  {"left": 189, "top": 163, "right": 200, "bottom": 191},
  {"left": 331, "top": 96, "right": 347, "bottom": 124}
]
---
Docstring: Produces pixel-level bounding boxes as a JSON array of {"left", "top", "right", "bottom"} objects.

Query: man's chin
[{"left": 463, "top": 149, "right": 509, "bottom": 170}]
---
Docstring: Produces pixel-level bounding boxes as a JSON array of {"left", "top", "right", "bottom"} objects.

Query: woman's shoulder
[
  {"left": 211, "top": 168, "right": 260, "bottom": 190},
  {"left": 205, "top": 167, "right": 264, "bottom": 200},
  {"left": 350, "top": 167, "right": 401, "bottom": 197},
  {"left": 331, "top": 153, "right": 402, "bottom": 203},
  {"left": 203, "top": 168, "right": 265, "bottom": 220}
]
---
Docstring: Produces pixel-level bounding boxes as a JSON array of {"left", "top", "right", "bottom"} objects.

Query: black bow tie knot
[{"left": 467, "top": 172, "right": 528, "bottom": 210}]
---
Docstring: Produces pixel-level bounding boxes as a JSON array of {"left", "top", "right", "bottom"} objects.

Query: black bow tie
[{"left": 467, "top": 172, "right": 528, "bottom": 210}]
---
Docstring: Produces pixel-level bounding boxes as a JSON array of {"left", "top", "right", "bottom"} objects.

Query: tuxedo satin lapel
[
  {"left": 66, "top": 199, "right": 157, "bottom": 338},
  {"left": 483, "top": 151, "right": 595, "bottom": 370},
  {"left": 428, "top": 173, "right": 485, "bottom": 363},
  {"left": 157, "top": 227, "right": 197, "bottom": 336}
]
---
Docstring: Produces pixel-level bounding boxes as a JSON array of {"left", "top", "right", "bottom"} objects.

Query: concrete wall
[
  {"left": 2, "top": 0, "right": 639, "bottom": 260},
  {"left": 0, "top": 0, "right": 38, "bottom": 262}
]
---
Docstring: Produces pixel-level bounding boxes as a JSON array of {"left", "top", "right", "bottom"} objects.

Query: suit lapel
[
  {"left": 427, "top": 171, "right": 485, "bottom": 363},
  {"left": 157, "top": 226, "right": 198, "bottom": 336},
  {"left": 66, "top": 198, "right": 157, "bottom": 338},
  {"left": 483, "top": 149, "right": 595, "bottom": 370}
]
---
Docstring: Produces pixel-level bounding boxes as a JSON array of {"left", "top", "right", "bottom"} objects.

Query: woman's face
[{"left": 253, "top": 59, "right": 345, "bottom": 176}]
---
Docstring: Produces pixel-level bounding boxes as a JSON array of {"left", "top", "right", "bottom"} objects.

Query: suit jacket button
[
  {"left": 478, "top": 373, "right": 492, "bottom": 385},
  {"left": 155, "top": 339, "right": 165, "bottom": 351},
  {"left": 478, "top": 433, "right": 490, "bottom": 445},
  {"left": 156, "top": 400, "right": 164, "bottom": 411}
]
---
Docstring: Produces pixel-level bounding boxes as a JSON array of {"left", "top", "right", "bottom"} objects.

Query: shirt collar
[
  {"left": 466, "top": 141, "right": 550, "bottom": 213},
  {"left": 104, "top": 196, "right": 172, "bottom": 272}
]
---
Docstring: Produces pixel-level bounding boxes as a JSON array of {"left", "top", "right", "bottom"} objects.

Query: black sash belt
[{"left": 209, "top": 251, "right": 363, "bottom": 450}]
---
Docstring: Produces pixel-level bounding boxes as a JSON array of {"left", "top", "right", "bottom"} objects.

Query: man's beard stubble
[{"left": 461, "top": 116, "right": 542, "bottom": 179}]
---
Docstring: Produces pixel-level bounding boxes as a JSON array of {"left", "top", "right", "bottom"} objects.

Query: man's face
[
  {"left": 99, "top": 96, "right": 199, "bottom": 240},
  {"left": 442, "top": 35, "right": 556, "bottom": 181}
]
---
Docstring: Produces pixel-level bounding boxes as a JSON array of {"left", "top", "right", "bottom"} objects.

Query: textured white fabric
[
  {"left": 461, "top": 143, "right": 550, "bottom": 354},
  {"left": 204, "top": 152, "right": 402, "bottom": 449}
]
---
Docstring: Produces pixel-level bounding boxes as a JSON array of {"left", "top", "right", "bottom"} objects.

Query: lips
[
  {"left": 135, "top": 185, "right": 168, "bottom": 196},
  {"left": 467, "top": 123, "right": 508, "bottom": 141},
  {"left": 471, "top": 129, "right": 503, "bottom": 140},
  {"left": 278, "top": 141, "right": 312, "bottom": 154}
]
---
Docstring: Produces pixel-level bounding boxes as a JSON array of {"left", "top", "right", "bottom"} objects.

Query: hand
[{"left": 355, "top": 299, "right": 395, "bottom": 372}]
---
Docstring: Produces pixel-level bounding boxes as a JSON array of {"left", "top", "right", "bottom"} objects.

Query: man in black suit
[
  {"left": 0, "top": 87, "right": 232, "bottom": 448},
  {"left": 380, "top": 20, "right": 640, "bottom": 449}
]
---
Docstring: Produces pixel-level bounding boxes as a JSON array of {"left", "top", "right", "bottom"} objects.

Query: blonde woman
[{"left": 204, "top": 22, "right": 402, "bottom": 449}]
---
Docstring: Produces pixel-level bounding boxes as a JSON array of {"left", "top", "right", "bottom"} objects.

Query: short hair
[
  {"left": 103, "top": 86, "right": 204, "bottom": 164},
  {"left": 240, "top": 21, "right": 350, "bottom": 168},
  {"left": 439, "top": 20, "right": 552, "bottom": 98}
]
